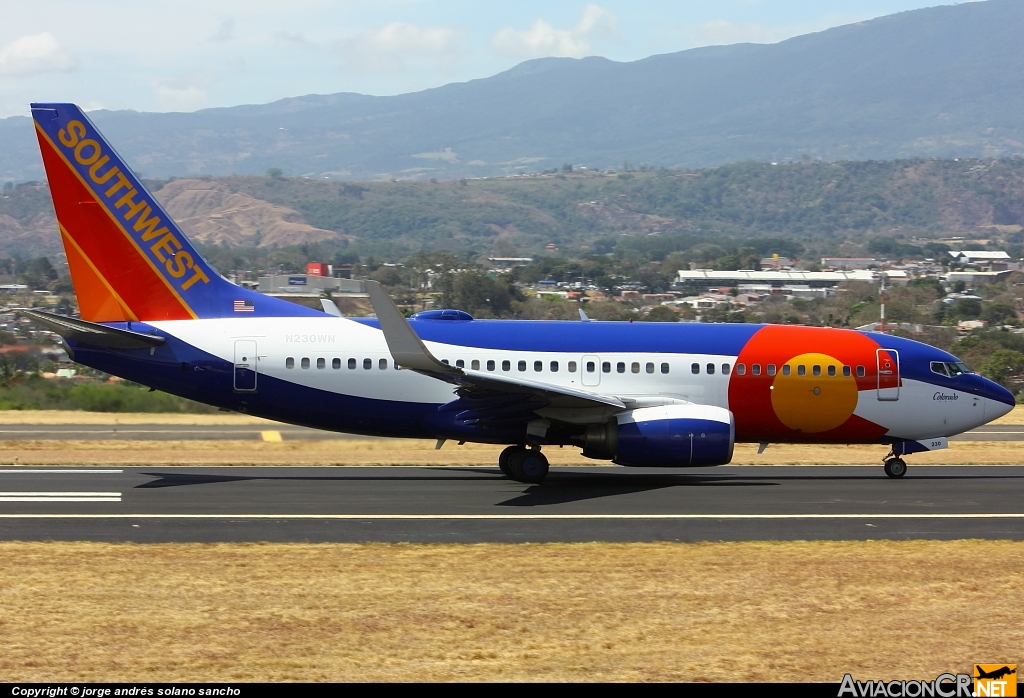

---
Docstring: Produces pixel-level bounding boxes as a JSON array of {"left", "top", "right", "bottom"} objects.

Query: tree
[
  {"left": 642, "top": 306, "right": 679, "bottom": 322},
  {"left": 979, "top": 349, "right": 1024, "bottom": 389},
  {"left": 265, "top": 167, "right": 283, "bottom": 178}
]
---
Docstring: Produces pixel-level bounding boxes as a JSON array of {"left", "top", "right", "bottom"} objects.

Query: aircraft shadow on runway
[{"left": 134, "top": 468, "right": 776, "bottom": 507}]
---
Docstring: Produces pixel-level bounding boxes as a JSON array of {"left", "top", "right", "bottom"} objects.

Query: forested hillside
[{"left": 5, "top": 158, "right": 1024, "bottom": 261}]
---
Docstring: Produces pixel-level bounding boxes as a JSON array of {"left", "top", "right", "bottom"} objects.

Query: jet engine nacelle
[{"left": 583, "top": 404, "right": 735, "bottom": 467}]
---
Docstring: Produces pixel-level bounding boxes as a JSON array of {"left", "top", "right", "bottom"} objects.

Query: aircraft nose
[{"left": 973, "top": 375, "right": 1015, "bottom": 418}]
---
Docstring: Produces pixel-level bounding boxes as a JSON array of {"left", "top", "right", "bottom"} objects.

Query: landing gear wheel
[
  {"left": 508, "top": 448, "right": 549, "bottom": 484},
  {"left": 498, "top": 445, "right": 521, "bottom": 477},
  {"left": 884, "top": 458, "right": 907, "bottom": 479}
]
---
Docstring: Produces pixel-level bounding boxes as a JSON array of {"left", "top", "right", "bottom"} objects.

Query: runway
[
  {"left": 1, "top": 465, "right": 1023, "bottom": 542},
  {"left": 0, "top": 423, "right": 1021, "bottom": 440}
]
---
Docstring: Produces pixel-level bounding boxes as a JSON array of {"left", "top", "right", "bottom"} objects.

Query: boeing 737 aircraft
[{"left": 18, "top": 103, "right": 1016, "bottom": 483}]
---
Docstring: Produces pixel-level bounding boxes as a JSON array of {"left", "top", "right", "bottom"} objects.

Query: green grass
[{"left": 0, "top": 376, "right": 217, "bottom": 413}]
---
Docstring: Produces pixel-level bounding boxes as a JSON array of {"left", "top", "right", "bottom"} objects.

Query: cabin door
[
  {"left": 234, "top": 340, "right": 258, "bottom": 392},
  {"left": 876, "top": 348, "right": 899, "bottom": 401}
]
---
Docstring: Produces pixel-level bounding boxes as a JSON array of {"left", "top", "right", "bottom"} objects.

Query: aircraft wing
[
  {"left": 367, "top": 281, "right": 625, "bottom": 412},
  {"left": 16, "top": 309, "right": 166, "bottom": 350}
]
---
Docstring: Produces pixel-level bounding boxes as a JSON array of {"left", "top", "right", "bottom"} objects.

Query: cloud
[
  {"left": 338, "top": 22, "right": 463, "bottom": 74},
  {"left": 690, "top": 16, "right": 866, "bottom": 47},
  {"left": 0, "top": 32, "right": 77, "bottom": 77},
  {"left": 275, "top": 30, "right": 317, "bottom": 48},
  {"left": 153, "top": 70, "right": 216, "bottom": 112},
  {"left": 209, "top": 19, "right": 235, "bottom": 42},
  {"left": 492, "top": 4, "right": 617, "bottom": 59}
]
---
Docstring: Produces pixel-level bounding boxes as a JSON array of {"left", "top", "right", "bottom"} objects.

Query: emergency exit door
[
  {"left": 234, "top": 340, "right": 258, "bottom": 392},
  {"left": 876, "top": 348, "right": 899, "bottom": 401}
]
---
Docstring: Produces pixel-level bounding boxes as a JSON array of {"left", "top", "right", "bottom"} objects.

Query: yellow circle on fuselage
[{"left": 770, "top": 352, "right": 859, "bottom": 433}]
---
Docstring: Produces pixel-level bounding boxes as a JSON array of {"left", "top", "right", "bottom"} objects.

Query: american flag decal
[{"left": 233, "top": 299, "right": 254, "bottom": 312}]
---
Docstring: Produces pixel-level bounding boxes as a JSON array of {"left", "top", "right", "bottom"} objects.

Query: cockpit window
[{"left": 932, "top": 360, "right": 972, "bottom": 377}]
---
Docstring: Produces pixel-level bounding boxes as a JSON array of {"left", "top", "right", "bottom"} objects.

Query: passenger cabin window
[
  {"left": 586, "top": 361, "right": 595, "bottom": 373},
  {"left": 472, "top": 360, "right": 480, "bottom": 370},
  {"left": 827, "top": 365, "right": 836, "bottom": 377},
  {"left": 752, "top": 364, "right": 761, "bottom": 376},
  {"left": 781, "top": 365, "right": 790, "bottom": 376},
  {"left": 707, "top": 363, "right": 715, "bottom": 375},
  {"left": 317, "top": 358, "right": 325, "bottom": 369},
  {"left": 348, "top": 358, "right": 356, "bottom": 369},
  {"left": 843, "top": 366, "right": 851, "bottom": 377},
  {"left": 722, "top": 364, "right": 731, "bottom": 375},
  {"left": 646, "top": 362, "right": 655, "bottom": 374},
  {"left": 550, "top": 361, "right": 559, "bottom": 372},
  {"left": 767, "top": 364, "right": 777, "bottom": 376},
  {"left": 567, "top": 361, "right": 576, "bottom": 372},
  {"left": 301, "top": 358, "right": 310, "bottom": 369},
  {"left": 363, "top": 358, "right": 372, "bottom": 370},
  {"left": 661, "top": 363, "right": 670, "bottom": 374},
  {"left": 332, "top": 358, "right": 341, "bottom": 369},
  {"left": 502, "top": 360, "right": 511, "bottom": 371},
  {"left": 379, "top": 359, "right": 388, "bottom": 370},
  {"left": 797, "top": 365, "right": 806, "bottom": 376},
  {"left": 691, "top": 363, "right": 700, "bottom": 374},
  {"left": 535, "top": 361, "right": 543, "bottom": 372},
  {"left": 456, "top": 359, "right": 464, "bottom": 369},
  {"left": 286, "top": 357, "right": 294, "bottom": 369},
  {"left": 630, "top": 362, "right": 638, "bottom": 374},
  {"left": 602, "top": 362, "right": 611, "bottom": 373},
  {"left": 736, "top": 364, "right": 746, "bottom": 376},
  {"left": 487, "top": 360, "right": 495, "bottom": 371},
  {"left": 812, "top": 365, "right": 821, "bottom": 376},
  {"left": 518, "top": 360, "right": 527, "bottom": 372},
  {"left": 856, "top": 366, "right": 865, "bottom": 377},
  {"left": 617, "top": 362, "right": 625, "bottom": 374}
]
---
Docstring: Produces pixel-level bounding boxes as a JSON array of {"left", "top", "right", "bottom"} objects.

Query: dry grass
[
  {"left": 986, "top": 405, "right": 1024, "bottom": 425},
  {"left": 0, "top": 541, "right": 1021, "bottom": 682},
  {"left": 0, "top": 410, "right": 278, "bottom": 425},
  {"left": 0, "top": 438, "right": 1022, "bottom": 466}
]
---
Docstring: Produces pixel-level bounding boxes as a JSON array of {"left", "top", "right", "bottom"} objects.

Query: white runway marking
[
  {"left": 0, "top": 513, "right": 1020, "bottom": 519},
  {"left": 0, "top": 492, "right": 121, "bottom": 502},
  {"left": 0, "top": 469, "right": 123, "bottom": 473}
]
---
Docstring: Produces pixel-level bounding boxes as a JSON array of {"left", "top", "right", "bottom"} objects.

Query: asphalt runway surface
[
  {"left": 1, "top": 465, "right": 1023, "bottom": 542},
  {"left": 0, "top": 424, "right": 1021, "bottom": 440}
]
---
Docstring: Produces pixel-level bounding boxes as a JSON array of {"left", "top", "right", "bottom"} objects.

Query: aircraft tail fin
[{"left": 31, "top": 103, "right": 320, "bottom": 321}]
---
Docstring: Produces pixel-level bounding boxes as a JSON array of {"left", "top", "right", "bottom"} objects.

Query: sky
[{"left": 0, "top": 0, "right": 976, "bottom": 119}]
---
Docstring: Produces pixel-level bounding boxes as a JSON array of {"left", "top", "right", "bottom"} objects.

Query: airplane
[{"left": 18, "top": 102, "right": 1016, "bottom": 483}]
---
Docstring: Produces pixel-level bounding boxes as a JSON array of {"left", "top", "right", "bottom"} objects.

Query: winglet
[
  {"left": 579, "top": 308, "right": 590, "bottom": 322},
  {"left": 366, "top": 280, "right": 456, "bottom": 373}
]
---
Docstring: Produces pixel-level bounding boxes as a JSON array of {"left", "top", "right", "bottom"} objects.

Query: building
[
  {"left": 675, "top": 269, "right": 875, "bottom": 290},
  {"left": 948, "top": 250, "right": 1013, "bottom": 271},
  {"left": 944, "top": 270, "right": 1013, "bottom": 286},
  {"left": 257, "top": 275, "right": 367, "bottom": 296},
  {"left": 821, "top": 257, "right": 880, "bottom": 270}
]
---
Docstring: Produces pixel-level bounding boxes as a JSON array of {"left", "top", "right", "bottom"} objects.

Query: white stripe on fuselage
[{"left": 150, "top": 317, "right": 735, "bottom": 407}]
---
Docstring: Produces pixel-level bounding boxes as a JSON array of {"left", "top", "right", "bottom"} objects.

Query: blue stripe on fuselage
[{"left": 352, "top": 317, "right": 762, "bottom": 355}]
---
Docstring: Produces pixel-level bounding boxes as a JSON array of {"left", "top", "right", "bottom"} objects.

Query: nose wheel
[
  {"left": 497, "top": 445, "right": 549, "bottom": 484},
  {"left": 884, "top": 457, "right": 907, "bottom": 479}
]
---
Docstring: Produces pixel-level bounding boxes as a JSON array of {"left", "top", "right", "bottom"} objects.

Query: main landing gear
[
  {"left": 498, "top": 445, "right": 549, "bottom": 484},
  {"left": 883, "top": 457, "right": 907, "bottom": 479}
]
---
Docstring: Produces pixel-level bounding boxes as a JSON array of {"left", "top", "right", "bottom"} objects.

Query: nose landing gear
[
  {"left": 497, "top": 445, "right": 549, "bottom": 484},
  {"left": 883, "top": 457, "right": 907, "bottom": 479}
]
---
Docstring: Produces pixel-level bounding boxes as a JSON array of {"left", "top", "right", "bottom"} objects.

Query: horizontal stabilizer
[{"left": 16, "top": 309, "right": 165, "bottom": 349}]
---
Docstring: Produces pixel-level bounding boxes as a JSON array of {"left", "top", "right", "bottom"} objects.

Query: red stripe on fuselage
[{"left": 729, "top": 325, "right": 888, "bottom": 443}]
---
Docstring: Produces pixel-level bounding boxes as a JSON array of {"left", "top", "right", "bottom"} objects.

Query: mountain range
[{"left": 1, "top": 0, "right": 1023, "bottom": 183}]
